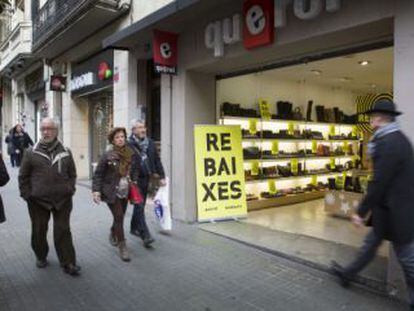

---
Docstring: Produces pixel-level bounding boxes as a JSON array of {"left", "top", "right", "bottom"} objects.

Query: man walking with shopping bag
[
  {"left": 331, "top": 99, "right": 414, "bottom": 310},
  {"left": 128, "top": 120, "right": 166, "bottom": 247}
]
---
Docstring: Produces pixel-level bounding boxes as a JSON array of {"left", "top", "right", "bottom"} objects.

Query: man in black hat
[{"left": 332, "top": 99, "right": 414, "bottom": 310}]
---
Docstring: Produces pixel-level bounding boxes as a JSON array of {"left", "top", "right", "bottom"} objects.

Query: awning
[{"left": 102, "top": 0, "right": 227, "bottom": 49}]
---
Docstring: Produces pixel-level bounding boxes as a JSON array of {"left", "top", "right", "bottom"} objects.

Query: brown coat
[
  {"left": 18, "top": 141, "right": 77, "bottom": 210},
  {"left": 92, "top": 148, "right": 138, "bottom": 204}
]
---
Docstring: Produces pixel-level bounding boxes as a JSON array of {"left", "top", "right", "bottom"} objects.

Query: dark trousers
[
  {"left": 108, "top": 198, "right": 128, "bottom": 242},
  {"left": 10, "top": 153, "right": 17, "bottom": 167},
  {"left": 345, "top": 229, "right": 414, "bottom": 305},
  {"left": 130, "top": 178, "right": 151, "bottom": 239},
  {"left": 28, "top": 202, "right": 76, "bottom": 266},
  {"left": 15, "top": 152, "right": 22, "bottom": 167}
]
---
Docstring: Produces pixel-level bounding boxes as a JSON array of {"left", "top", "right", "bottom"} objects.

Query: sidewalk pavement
[{"left": 0, "top": 165, "right": 406, "bottom": 311}]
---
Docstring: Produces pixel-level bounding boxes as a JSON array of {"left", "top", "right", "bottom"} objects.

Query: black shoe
[
  {"left": 331, "top": 261, "right": 352, "bottom": 288},
  {"left": 36, "top": 259, "right": 48, "bottom": 268},
  {"left": 143, "top": 237, "right": 155, "bottom": 248},
  {"left": 63, "top": 264, "right": 81, "bottom": 277},
  {"left": 130, "top": 230, "right": 141, "bottom": 238}
]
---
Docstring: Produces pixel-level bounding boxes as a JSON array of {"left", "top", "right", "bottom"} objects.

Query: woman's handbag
[{"left": 129, "top": 183, "right": 144, "bottom": 205}]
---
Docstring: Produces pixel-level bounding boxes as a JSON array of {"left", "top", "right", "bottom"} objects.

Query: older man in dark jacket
[
  {"left": 128, "top": 120, "right": 166, "bottom": 247},
  {"left": 19, "top": 118, "right": 80, "bottom": 276},
  {"left": 332, "top": 99, "right": 414, "bottom": 309}
]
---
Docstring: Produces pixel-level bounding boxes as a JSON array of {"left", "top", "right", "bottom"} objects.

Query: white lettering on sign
[
  {"left": 70, "top": 72, "right": 95, "bottom": 92},
  {"left": 205, "top": 0, "right": 341, "bottom": 57}
]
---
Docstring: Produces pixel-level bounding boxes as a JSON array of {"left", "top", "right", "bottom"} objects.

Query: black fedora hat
[{"left": 363, "top": 99, "right": 402, "bottom": 116}]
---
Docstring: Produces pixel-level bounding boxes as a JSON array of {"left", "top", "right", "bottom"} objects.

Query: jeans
[
  {"left": 130, "top": 178, "right": 151, "bottom": 239},
  {"left": 345, "top": 229, "right": 414, "bottom": 306}
]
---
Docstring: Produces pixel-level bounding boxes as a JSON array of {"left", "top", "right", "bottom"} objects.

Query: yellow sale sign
[{"left": 194, "top": 125, "right": 247, "bottom": 222}]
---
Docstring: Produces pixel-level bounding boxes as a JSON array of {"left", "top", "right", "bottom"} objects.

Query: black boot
[
  {"left": 277, "top": 101, "right": 284, "bottom": 119},
  {"left": 286, "top": 102, "right": 293, "bottom": 120},
  {"left": 306, "top": 100, "right": 313, "bottom": 121},
  {"left": 344, "top": 176, "right": 353, "bottom": 191},
  {"left": 328, "top": 178, "right": 336, "bottom": 190}
]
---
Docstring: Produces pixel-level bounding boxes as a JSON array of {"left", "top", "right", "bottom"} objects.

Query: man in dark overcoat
[{"left": 332, "top": 99, "right": 414, "bottom": 310}]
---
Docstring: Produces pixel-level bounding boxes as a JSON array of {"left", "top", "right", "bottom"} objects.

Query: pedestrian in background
[
  {"left": 0, "top": 152, "right": 10, "bottom": 224},
  {"left": 19, "top": 118, "right": 80, "bottom": 276},
  {"left": 11, "top": 124, "right": 33, "bottom": 167},
  {"left": 128, "top": 120, "right": 166, "bottom": 248},
  {"left": 92, "top": 127, "right": 139, "bottom": 262},
  {"left": 5, "top": 129, "right": 17, "bottom": 167},
  {"left": 332, "top": 99, "right": 414, "bottom": 310}
]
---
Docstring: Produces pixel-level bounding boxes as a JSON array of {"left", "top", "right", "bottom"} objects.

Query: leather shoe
[
  {"left": 63, "top": 264, "right": 81, "bottom": 276},
  {"left": 130, "top": 230, "right": 141, "bottom": 238},
  {"left": 331, "top": 261, "right": 351, "bottom": 288},
  {"left": 36, "top": 259, "right": 48, "bottom": 268},
  {"left": 143, "top": 237, "right": 155, "bottom": 248}
]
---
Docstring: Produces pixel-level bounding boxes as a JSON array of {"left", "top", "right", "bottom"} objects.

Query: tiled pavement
[{"left": 0, "top": 166, "right": 407, "bottom": 310}]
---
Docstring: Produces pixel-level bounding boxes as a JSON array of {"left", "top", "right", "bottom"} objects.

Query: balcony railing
[
  {"left": 32, "top": 0, "right": 93, "bottom": 44},
  {"left": 32, "top": 0, "right": 127, "bottom": 51}
]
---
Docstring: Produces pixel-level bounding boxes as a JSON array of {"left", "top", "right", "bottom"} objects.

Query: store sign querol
[{"left": 205, "top": 0, "right": 342, "bottom": 57}]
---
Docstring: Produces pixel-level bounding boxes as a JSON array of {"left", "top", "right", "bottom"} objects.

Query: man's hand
[
  {"left": 351, "top": 214, "right": 364, "bottom": 228},
  {"left": 159, "top": 179, "right": 167, "bottom": 187},
  {"left": 92, "top": 192, "right": 101, "bottom": 204}
]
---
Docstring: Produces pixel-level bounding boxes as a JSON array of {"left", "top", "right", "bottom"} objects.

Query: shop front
[
  {"left": 103, "top": 0, "right": 414, "bottom": 298},
  {"left": 25, "top": 67, "right": 46, "bottom": 141},
  {"left": 70, "top": 49, "right": 115, "bottom": 177}
]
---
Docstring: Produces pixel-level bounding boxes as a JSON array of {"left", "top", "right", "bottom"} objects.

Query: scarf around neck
[
  {"left": 39, "top": 138, "right": 60, "bottom": 154},
  {"left": 367, "top": 122, "right": 400, "bottom": 157},
  {"left": 113, "top": 145, "right": 134, "bottom": 177}
]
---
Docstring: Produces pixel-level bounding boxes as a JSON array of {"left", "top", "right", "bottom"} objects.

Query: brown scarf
[{"left": 113, "top": 145, "right": 134, "bottom": 177}]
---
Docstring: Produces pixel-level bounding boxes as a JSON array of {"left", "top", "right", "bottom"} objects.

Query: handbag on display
[{"left": 129, "top": 183, "right": 144, "bottom": 205}]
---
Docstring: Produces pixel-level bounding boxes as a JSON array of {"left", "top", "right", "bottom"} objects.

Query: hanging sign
[
  {"left": 291, "top": 159, "right": 299, "bottom": 174},
  {"left": 153, "top": 30, "right": 179, "bottom": 75},
  {"left": 194, "top": 125, "right": 247, "bottom": 222},
  {"left": 259, "top": 98, "right": 271, "bottom": 120},
  {"left": 249, "top": 119, "right": 258, "bottom": 135},
  {"left": 271, "top": 141, "right": 279, "bottom": 155},
  {"left": 50, "top": 75, "right": 67, "bottom": 92},
  {"left": 268, "top": 180, "right": 277, "bottom": 194}
]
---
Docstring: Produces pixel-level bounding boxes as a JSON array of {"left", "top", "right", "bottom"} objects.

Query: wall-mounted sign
[
  {"left": 153, "top": 30, "right": 179, "bottom": 75},
  {"left": 70, "top": 72, "right": 95, "bottom": 92},
  {"left": 98, "top": 62, "right": 112, "bottom": 81},
  {"left": 356, "top": 92, "right": 393, "bottom": 134},
  {"left": 205, "top": 0, "right": 342, "bottom": 57},
  {"left": 50, "top": 75, "right": 67, "bottom": 92},
  {"left": 243, "top": 0, "right": 274, "bottom": 50},
  {"left": 71, "top": 49, "right": 114, "bottom": 96}
]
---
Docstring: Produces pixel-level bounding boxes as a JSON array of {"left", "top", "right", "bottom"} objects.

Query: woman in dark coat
[
  {"left": 11, "top": 124, "right": 34, "bottom": 167},
  {"left": 5, "top": 129, "right": 17, "bottom": 167},
  {"left": 0, "top": 153, "right": 10, "bottom": 224},
  {"left": 92, "top": 127, "right": 139, "bottom": 262}
]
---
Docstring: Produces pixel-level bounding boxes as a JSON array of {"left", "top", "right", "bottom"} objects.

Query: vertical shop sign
[
  {"left": 153, "top": 30, "right": 179, "bottom": 75},
  {"left": 268, "top": 180, "right": 277, "bottom": 194},
  {"left": 194, "top": 125, "right": 247, "bottom": 222},
  {"left": 249, "top": 119, "right": 258, "bottom": 134},
  {"left": 251, "top": 160, "right": 260, "bottom": 176},
  {"left": 243, "top": 0, "right": 274, "bottom": 50},
  {"left": 259, "top": 98, "right": 271, "bottom": 120},
  {"left": 271, "top": 141, "right": 279, "bottom": 155}
]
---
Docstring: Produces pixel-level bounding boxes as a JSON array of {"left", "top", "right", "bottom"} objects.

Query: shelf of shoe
[
  {"left": 245, "top": 170, "right": 352, "bottom": 184},
  {"left": 221, "top": 116, "right": 356, "bottom": 128},
  {"left": 244, "top": 155, "right": 354, "bottom": 163},
  {"left": 247, "top": 189, "right": 328, "bottom": 211},
  {"left": 242, "top": 138, "right": 360, "bottom": 143}
]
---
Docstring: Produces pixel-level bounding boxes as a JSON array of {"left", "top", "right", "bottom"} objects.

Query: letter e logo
[{"left": 243, "top": 0, "right": 274, "bottom": 50}]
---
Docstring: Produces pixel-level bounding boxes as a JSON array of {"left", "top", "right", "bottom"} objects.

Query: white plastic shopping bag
[{"left": 153, "top": 178, "right": 172, "bottom": 231}]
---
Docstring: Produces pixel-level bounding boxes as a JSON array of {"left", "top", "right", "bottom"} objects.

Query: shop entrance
[
  {"left": 217, "top": 46, "right": 393, "bottom": 254},
  {"left": 89, "top": 91, "right": 113, "bottom": 175}
]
